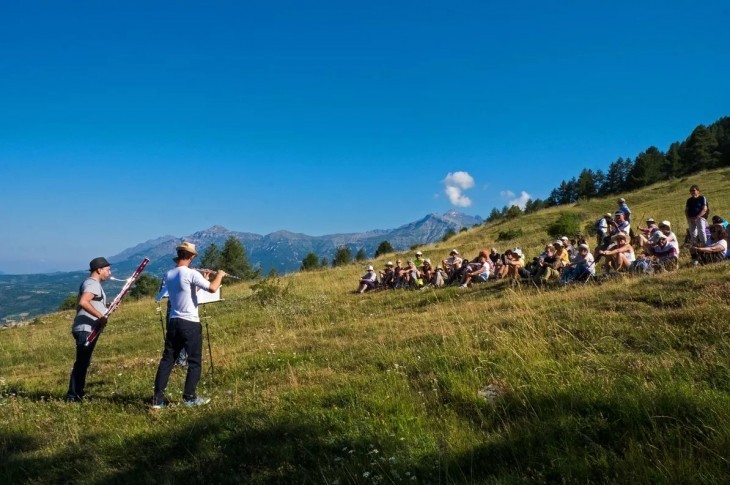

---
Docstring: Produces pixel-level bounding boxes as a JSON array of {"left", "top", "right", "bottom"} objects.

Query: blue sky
[{"left": 1, "top": 1, "right": 729, "bottom": 273}]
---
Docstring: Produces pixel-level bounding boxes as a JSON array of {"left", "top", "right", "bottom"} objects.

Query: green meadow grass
[{"left": 1, "top": 170, "right": 730, "bottom": 483}]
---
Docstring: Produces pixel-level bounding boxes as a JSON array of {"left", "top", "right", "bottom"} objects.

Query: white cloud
[
  {"left": 443, "top": 171, "right": 475, "bottom": 207},
  {"left": 507, "top": 191, "right": 532, "bottom": 210},
  {"left": 500, "top": 190, "right": 515, "bottom": 199}
]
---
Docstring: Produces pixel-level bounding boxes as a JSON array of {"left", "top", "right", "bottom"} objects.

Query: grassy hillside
[{"left": 2, "top": 170, "right": 729, "bottom": 483}]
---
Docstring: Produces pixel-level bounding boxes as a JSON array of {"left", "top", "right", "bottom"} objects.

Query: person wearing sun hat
[
  {"left": 66, "top": 256, "right": 113, "bottom": 402},
  {"left": 599, "top": 233, "right": 635, "bottom": 272},
  {"left": 152, "top": 242, "right": 226, "bottom": 409},
  {"left": 379, "top": 261, "right": 396, "bottom": 289},
  {"left": 357, "top": 265, "right": 378, "bottom": 293}
]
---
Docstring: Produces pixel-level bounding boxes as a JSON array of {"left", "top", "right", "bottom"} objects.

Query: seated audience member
[
  {"left": 560, "top": 236, "right": 576, "bottom": 259},
  {"left": 609, "top": 211, "right": 631, "bottom": 237},
  {"left": 503, "top": 248, "right": 529, "bottom": 281},
  {"left": 357, "top": 265, "right": 378, "bottom": 293},
  {"left": 379, "top": 261, "right": 396, "bottom": 289},
  {"left": 420, "top": 259, "right": 435, "bottom": 284},
  {"left": 442, "top": 249, "right": 462, "bottom": 280},
  {"left": 637, "top": 217, "right": 659, "bottom": 249},
  {"left": 534, "top": 244, "right": 561, "bottom": 283},
  {"left": 460, "top": 255, "right": 490, "bottom": 288},
  {"left": 489, "top": 248, "right": 501, "bottom": 266},
  {"left": 599, "top": 233, "right": 635, "bottom": 272},
  {"left": 393, "top": 259, "right": 405, "bottom": 288},
  {"left": 657, "top": 220, "right": 679, "bottom": 255},
  {"left": 553, "top": 240, "right": 570, "bottom": 270},
  {"left": 431, "top": 267, "right": 446, "bottom": 288},
  {"left": 561, "top": 243, "right": 595, "bottom": 283},
  {"left": 712, "top": 215, "right": 729, "bottom": 232},
  {"left": 401, "top": 259, "right": 422, "bottom": 288},
  {"left": 647, "top": 233, "right": 678, "bottom": 271},
  {"left": 595, "top": 213, "right": 611, "bottom": 248},
  {"left": 690, "top": 224, "right": 728, "bottom": 265},
  {"left": 414, "top": 251, "right": 425, "bottom": 268}
]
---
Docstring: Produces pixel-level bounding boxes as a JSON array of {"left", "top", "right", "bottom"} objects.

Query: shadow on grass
[
  {"left": 412, "top": 384, "right": 730, "bottom": 483},
  {"left": 0, "top": 409, "right": 374, "bottom": 484}
]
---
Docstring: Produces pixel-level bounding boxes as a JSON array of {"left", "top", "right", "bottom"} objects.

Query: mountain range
[{"left": 1, "top": 210, "right": 481, "bottom": 324}]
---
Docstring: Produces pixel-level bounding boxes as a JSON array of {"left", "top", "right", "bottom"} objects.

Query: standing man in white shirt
[{"left": 152, "top": 242, "right": 225, "bottom": 408}]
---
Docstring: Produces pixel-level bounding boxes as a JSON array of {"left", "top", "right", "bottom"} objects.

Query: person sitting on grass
[
  {"left": 561, "top": 243, "right": 595, "bottom": 283},
  {"left": 442, "top": 249, "right": 462, "bottom": 281},
  {"left": 690, "top": 224, "right": 727, "bottom": 266},
  {"left": 599, "top": 233, "right": 635, "bottom": 272},
  {"left": 647, "top": 232, "right": 678, "bottom": 271},
  {"left": 379, "top": 261, "right": 396, "bottom": 289},
  {"left": 460, "top": 255, "right": 490, "bottom": 288},
  {"left": 637, "top": 217, "right": 659, "bottom": 250},
  {"left": 420, "top": 259, "right": 435, "bottom": 285},
  {"left": 401, "top": 259, "right": 421, "bottom": 288},
  {"left": 656, "top": 220, "right": 680, "bottom": 255},
  {"left": 560, "top": 236, "right": 575, "bottom": 259},
  {"left": 431, "top": 267, "right": 446, "bottom": 288},
  {"left": 503, "top": 248, "right": 528, "bottom": 282},
  {"left": 712, "top": 215, "right": 729, "bottom": 232},
  {"left": 393, "top": 259, "right": 405, "bottom": 288},
  {"left": 533, "top": 244, "right": 561, "bottom": 283},
  {"left": 357, "top": 265, "right": 378, "bottom": 293},
  {"left": 414, "top": 250, "right": 425, "bottom": 268},
  {"left": 552, "top": 240, "right": 570, "bottom": 271}
]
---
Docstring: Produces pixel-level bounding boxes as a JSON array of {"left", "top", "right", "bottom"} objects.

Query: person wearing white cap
[
  {"left": 657, "top": 221, "right": 680, "bottom": 254},
  {"left": 152, "top": 242, "right": 226, "bottom": 408},
  {"left": 414, "top": 251, "right": 425, "bottom": 269},
  {"left": 561, "top": 243, "right": 595, "bottom": 283},
  {"left": 647, "top": 232, "right": 678, "bottom": 271},
  {"left": 441, "top": 249, "right": 463, "bottom": 281},
  {"left": 560, "top": 236, "right": 576, "bottom": 259},
  {"left": 357, "top": 265, "right": 378, "bottom": 293}
]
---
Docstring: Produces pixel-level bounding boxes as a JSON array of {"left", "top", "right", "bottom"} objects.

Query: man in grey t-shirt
[{"left": 66, "top": 257, "right": 112, "bottom": 402}]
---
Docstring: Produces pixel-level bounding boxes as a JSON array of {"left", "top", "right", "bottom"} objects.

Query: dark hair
[
  {"left": 177, "top": 249, "right": 195, "bottom": 260},
  {"left": 711, "top": 224, "right": 727, "bottom": 240},
  {"left": 689, "top": 184, "right": 700, "bottom": 191}
]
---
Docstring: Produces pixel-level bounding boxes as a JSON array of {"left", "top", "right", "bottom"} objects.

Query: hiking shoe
[
  {"left": 184, "top": 397, "right": 211, "bottom": 407},
  {"left": 151, "top": 402, "right": 166, "bottom": 410}
]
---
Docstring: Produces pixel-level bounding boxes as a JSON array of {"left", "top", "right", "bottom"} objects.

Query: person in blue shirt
[{"left": 617, "top": 198, "right": 631, "bottom": 223}]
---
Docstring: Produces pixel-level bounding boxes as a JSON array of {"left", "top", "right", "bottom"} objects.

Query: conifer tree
[
  {"left": 355, "top": 248, "right": 367, "bottom": 262},
  {"left": 301, "top": 252, "right": 320, "bottom": 271},
  {"left": 374, "top": 241, "right": 394, "bottom": 257},
  {"left": 221, "top": 236, "right": 253, "bottom": 279},
  {"left": 199, "top": 243, "right": 222, "bottom": 270},
  {"left": 332, "top": 246, "right": 352, "bottom": 267}
]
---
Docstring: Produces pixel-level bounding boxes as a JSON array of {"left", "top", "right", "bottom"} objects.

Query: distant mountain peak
[{"left": 204, "top": 225, "right": 230, "bottom": 233}]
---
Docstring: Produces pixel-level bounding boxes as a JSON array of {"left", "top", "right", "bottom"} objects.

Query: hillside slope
[{"left": 1, "top": 170, "right": 729, "bottom": 483}]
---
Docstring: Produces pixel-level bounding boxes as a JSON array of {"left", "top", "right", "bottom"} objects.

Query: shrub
[
  {"left": 59, "top": 295, "right": 77, "bottom": 311},
  {"left": 547, "top": 212, "right": 582, "bottom": 239},
  {"left": 442, "top": 229, "right": 456, "bottom": 242},
  {"left": 250, "top": 278, "right": 291, "bottom": 306},
  {"left": 497, "top": 228, "right": 523, "bottom": 241}
]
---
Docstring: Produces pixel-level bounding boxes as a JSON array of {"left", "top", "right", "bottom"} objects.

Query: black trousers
[
  {"left": 67, "top": 325, "right": 98, "bottom": 400},
  {"left": 153, "top": 317, "right": 203, "bottom": 404}
]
